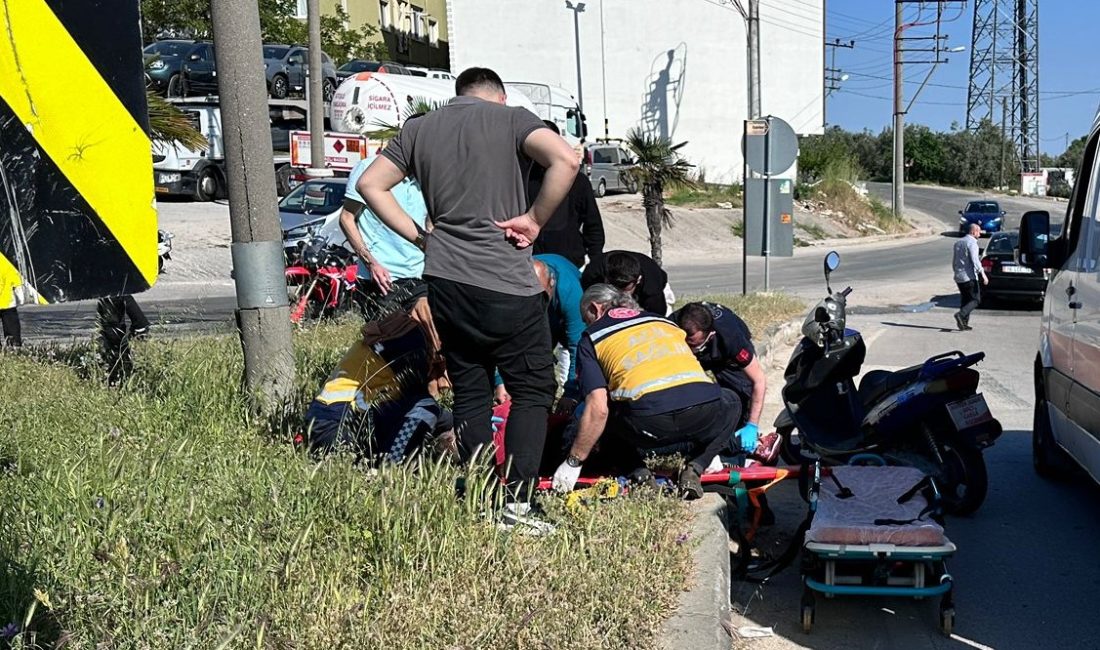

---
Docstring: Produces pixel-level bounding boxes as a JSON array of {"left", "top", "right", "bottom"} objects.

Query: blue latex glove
[{"left": 734, "top": 422, "right": 759, "bottom": 452}]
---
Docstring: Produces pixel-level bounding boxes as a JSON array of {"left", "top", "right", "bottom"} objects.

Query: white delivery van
[
  {"left": 1018, "top": 109, "right": 1100, "bottom": 482},
  {"left": 330, "top": 72, "right": 550, "bottom": 140}
]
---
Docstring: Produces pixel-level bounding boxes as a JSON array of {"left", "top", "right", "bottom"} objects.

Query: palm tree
[
  {"left": 146, "top": 91, "right": 207, "bottom": 150},
  {"left": 625, "top": 127, "right": 695, "bottom": 267}
]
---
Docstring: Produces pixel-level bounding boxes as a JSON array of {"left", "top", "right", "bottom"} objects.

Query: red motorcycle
[{"left": 285, "top": 235, "right": 360, "bottom": 323}]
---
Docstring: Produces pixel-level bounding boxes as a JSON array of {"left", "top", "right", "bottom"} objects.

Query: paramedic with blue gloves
[
  {"left": 672, "top": 302, "right": 767, "bottom": 454},
  {"left": 552, "top": 285, "right": 738, "bottom": 499}
]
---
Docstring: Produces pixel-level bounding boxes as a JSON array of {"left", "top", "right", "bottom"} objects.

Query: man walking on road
[
  {"left": 356, "top": 67, "right": 579, "bottom": 525},
  {"left": 953, "top": 223, "right": 988, "bottom": 331}
]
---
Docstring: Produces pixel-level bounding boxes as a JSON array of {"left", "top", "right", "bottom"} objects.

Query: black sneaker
[
  {"left": 678, "top": 465, "right": 704, "bottom": 501},
  {"left": 131, "top": 326, "right": 150, "bottom": 338},
  {"left": 954, "top": 313, "right": 966, "bottom": 331}
]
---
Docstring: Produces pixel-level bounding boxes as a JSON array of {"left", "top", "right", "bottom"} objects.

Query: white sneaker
[
  {"left": 705, "top": 455, "right": 724, "bottom": 474},
  {"left": 498, "top": 502, "right": 555, "bottom": 536}
]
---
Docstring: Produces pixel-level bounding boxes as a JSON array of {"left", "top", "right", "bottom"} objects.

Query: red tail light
[
  {"left": 981, "top": 258, "right": 994, "bottom": 272},
  {"left": 926, "top": 368, "right": 980, "bottom": 395}
]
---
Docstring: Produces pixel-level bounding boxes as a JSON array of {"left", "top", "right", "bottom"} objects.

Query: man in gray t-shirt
[
  {"left": 357, "top": 67, "right": 580, "bottom": 509},
  {"left": 952, "top": 223, "right": 988, "bottom": 330}
]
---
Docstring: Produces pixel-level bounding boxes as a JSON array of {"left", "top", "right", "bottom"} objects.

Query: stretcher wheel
[
  {"left": 800, "top": 588, "right": 815, "bottom": 633},
  {"left": 939, "top": 606, "right": 955, "bottom": 636},
  {"left": 801, "top": 604, "right": 815, "bottom": 633}
]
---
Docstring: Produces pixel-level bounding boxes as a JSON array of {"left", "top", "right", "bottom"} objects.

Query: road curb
[{"left": 659, "top": 492, "right": 732, "bottom": 650}]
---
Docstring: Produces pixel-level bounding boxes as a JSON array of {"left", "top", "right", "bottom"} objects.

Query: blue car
[{"left": 958, "top": 200, "right": 1006, "bottom": 236}]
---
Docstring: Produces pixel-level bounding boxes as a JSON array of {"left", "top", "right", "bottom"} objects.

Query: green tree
[
  {"left": 140, "top": 1, "right": 385, "bottom": 64},
  {"left": 1056, "top": 135, "right": 1088, "bottom": 171},
  {"left": 625, "top": 128, "right": 695, "bottom": 267},
  {"left": 903, "top": 124, "right": 947, "bottom": 183}
]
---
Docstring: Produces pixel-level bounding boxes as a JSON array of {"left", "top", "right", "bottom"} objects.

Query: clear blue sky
[{"left": 817, "top": 0, "right": 1100, "bottom": 154}]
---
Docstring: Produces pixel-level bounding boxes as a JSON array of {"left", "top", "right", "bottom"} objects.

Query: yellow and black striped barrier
[{"left": 0, "top": 0, "right": 156, "bottom": 308}]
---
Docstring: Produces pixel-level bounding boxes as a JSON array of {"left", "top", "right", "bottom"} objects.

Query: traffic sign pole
[
  {"left": 742, "top": 120, "right": 749, "bottom": 296},
  {"left": 763, "top": 117, "right": 771, "bottom": 292}
]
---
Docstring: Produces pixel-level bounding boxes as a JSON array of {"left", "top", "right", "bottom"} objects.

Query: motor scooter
[{"left": 775, "top": 251, "right": 1002, "bottom": 515}]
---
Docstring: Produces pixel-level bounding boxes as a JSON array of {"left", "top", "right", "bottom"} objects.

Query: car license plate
[
  {"left": 1000, "top": 264, "right": 1031, "bottom": 274},
  {"left": 947, "top": 394, "right": 993, "bottom": 430}
]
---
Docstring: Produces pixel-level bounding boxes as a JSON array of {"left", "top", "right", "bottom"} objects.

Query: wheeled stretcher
[{"left": 800, "top": 464, "right": 957, "bottom": 635}]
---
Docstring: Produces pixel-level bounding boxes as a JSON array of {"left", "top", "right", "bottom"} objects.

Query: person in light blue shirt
[{"left": 339, "top": 153, "right": 429, "bottom": 296}]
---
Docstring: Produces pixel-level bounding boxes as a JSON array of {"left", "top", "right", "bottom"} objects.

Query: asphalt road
[
  {"left": 732, "top": 306, "right": 1100, "bottom": 649},
  {"left": 14, "top": 183, "right": 1061, "bottom": 342}
]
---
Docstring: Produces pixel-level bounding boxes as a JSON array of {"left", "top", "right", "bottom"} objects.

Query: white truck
[
  {"left": 153, "top": 98, "right": 312, "bottom": 201},
  {"left": 329, "top": 72, "right": 585, "bottom": 146}
]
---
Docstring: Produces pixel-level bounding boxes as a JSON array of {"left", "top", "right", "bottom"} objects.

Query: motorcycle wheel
[{"left": 938, "top": 440, "right": 988, "bottom": 516}]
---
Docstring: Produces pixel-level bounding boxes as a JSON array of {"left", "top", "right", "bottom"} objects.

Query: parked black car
[
  {"left": 979, "top": 228, "right": 1058, "bottom": 305},
  {"left": 144, "top": 39, "right": 208, "bottom": 97},
  {"left": 335, "top": 60, "right": 412, "bottom": 80},
  {"left": 263, "top": 44, "right": 339, "bottom": 100},
  {"left": 180, "top": 42, "right": 217, "bottom": 96}
]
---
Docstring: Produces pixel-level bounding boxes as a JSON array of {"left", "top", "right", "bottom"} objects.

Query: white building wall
[{"left": 447, "top": 0, "right": 823, "bottom": 182}]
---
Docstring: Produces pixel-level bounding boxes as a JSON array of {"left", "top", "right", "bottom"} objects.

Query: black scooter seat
[{"left": 858, "top": 365, "right": 922, "bottom": 407}]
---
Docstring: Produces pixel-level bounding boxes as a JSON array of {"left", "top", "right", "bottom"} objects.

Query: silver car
[{"left": 585, "top": 143, "right": 637, "bottom": 197}]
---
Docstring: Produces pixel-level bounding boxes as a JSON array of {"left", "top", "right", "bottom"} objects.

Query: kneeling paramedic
[
  {"left": 303, "top": 304, "right": 451, "bottom": 462},
  {"left": 672, "top": 301, "right": 767, "bottom": 456},
  {"left": 552, "top": 285, "right": 739, "bottom": 499}
]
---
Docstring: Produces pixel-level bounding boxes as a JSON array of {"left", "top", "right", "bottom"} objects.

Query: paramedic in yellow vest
[
  {"left": 302, "top": 303, "right": 452, "bottom": 462},
  {"left": 552, "top": 284, "right": 739, "bottom": 499}
]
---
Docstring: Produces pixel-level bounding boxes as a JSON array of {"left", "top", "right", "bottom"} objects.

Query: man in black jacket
[
  {"left": 581, "top": 250, "right": 670, "bottom": 315},
  {"left": 529, "top": 123, "right": 604, "bottom": 268}
]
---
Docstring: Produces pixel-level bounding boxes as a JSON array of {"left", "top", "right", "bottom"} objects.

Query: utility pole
[
  {"left": 565, "top": 1, "right": 586, "bottom": 123},
  {"left": 306, "top": 0, "right": 329, "bottom": 177},
  {"left": 747, "top": 0, "right": 761, "bottom": 118},
  {"left": 1000, "top": 96, "right": 1008, "bottom": 188},
  {"left": 210, "top": 0, "right": 296, "bottom": 414},
  {"left": 893, "top": 1, "right": 905, "bottom": 218},
  {"left": 892, "top": 0, "right": 966, "bottom": 217},
  {"left": 824, "top": 38, "right": 854, "bottom": 126}
]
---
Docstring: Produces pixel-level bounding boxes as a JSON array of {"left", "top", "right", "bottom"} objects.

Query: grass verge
[
  {"left": 677, "top": 293, "right": 806, "bottom": 338},
  {"left": 812, "top": 178, "right": 909, "bottom": 234},
  {"left": 666, "top": 183, "right": 744, "bottom": 208},
  {"left": 0, "top": 322, "right": 692, "bottom": 649}
]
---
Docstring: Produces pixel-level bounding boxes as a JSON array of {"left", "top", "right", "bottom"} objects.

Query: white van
[{"left": 1019, "top": 110, "right": 1100, "bottom": 482}]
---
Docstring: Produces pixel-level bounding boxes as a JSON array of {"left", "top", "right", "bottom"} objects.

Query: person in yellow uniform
[
  {"left": 303, "top": 297, "right": 451, "bottom": 462},
  {"left": 552, "top": 284, "right": 739, "bottom": 499}
]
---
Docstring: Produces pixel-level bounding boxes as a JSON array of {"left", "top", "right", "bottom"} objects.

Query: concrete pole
[
  {"left": 306, "top": 0, "right": 329, "bottom": 176},
  {"left": 892, "top": 1, "right": 905, "bottom": 218},
  {"left": 210, "top": 0, "right": 296, "bottom": 415},
  {"left": 747, "top": 0, "right": 762, "bottom": 118}
]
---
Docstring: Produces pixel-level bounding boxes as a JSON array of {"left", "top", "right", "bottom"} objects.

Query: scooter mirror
[{"left": 824, "top": 251, "right": 841, "bottom": 273}]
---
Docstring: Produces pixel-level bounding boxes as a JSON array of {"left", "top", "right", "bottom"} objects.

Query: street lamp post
[{"left": 565, "top": 1, "right": 586, "bottom": 123}]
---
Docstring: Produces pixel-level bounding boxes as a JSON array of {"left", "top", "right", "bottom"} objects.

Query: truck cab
[
  {"left": 153, "top": 103, "right": 223, "bottom": 201},
  {"left": 1018, "top": 110, "right": 1100, "bottom": 483},
  {"left": 153, "top": 98, "right": 306, "bottom": 201}
]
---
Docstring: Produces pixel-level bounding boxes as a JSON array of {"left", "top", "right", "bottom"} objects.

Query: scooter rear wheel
[{"left": 938, "top": 441, "right": 988, "bottom": 516}]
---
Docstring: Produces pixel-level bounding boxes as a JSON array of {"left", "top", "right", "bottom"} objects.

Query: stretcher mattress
[{"left": 805, "top": 466, "right": 946, "bottom": 547}]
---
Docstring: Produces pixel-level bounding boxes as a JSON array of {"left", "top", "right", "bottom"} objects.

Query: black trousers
[
  {"left": 428, "top": 276, "right": 555, "bottom": 499},
  {"left": 96, "top": 296, "right": 148, "bottom": 384},
  {"left": 608, "top": 397, "right": 736, "bottom": 474},
  {"left": 1, "top": 307, "right": 21, "bottom": 347},
  {"left": 957, "top": 280, "right": 980, "bottom": 322}
]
